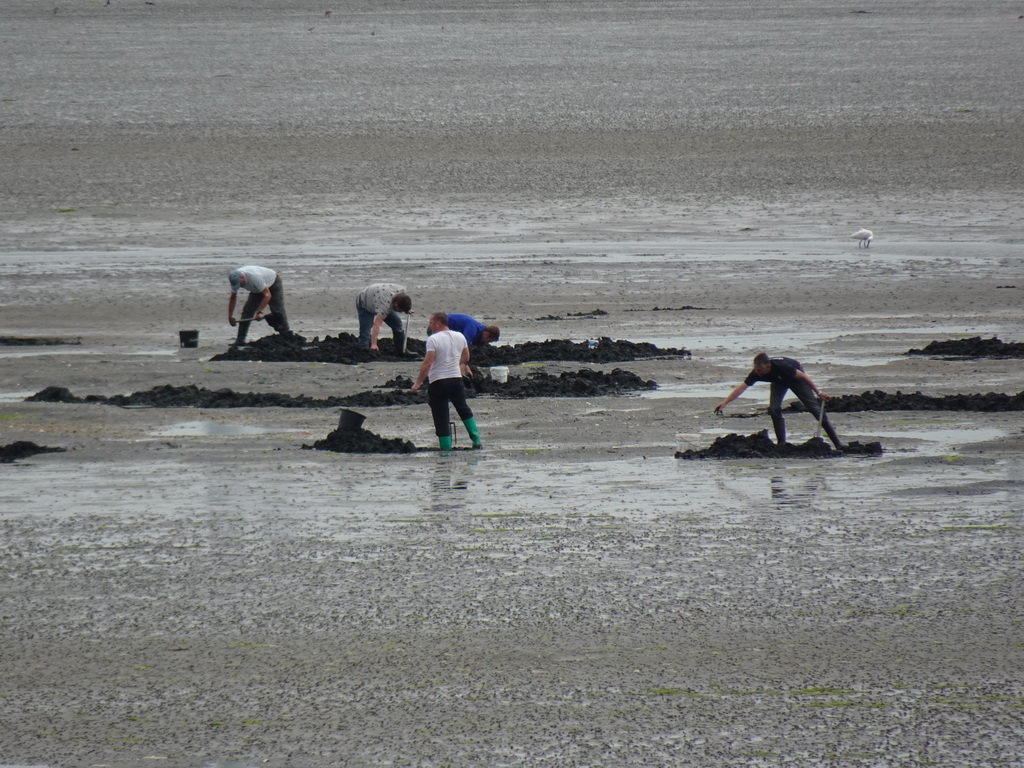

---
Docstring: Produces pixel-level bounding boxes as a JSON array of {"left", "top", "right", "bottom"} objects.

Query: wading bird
[{"left": 852, "top": 228, "right": 873, "bottom": 248}]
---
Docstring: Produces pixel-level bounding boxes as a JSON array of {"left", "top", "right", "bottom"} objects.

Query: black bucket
[
  {"left": 179, "top": 330, "right": 199, "bottom": 348},
  {"left": 338, "top": 408, "right": 366, "bottom": 432}
]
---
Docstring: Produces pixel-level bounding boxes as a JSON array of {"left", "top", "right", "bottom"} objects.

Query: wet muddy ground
[
  {"left": 3, "top": 242, "right": 1021, "bottom": 768},
  {"left": 2, "top": 1, "right": 1024, "bottom": 765}
]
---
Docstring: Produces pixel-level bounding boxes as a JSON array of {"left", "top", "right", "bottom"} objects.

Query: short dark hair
[
  {"left": 430, "top": 311, "right": 449, "bottom": 327},
  {"left": 753, "top": 352, "right": 771, "bottom": 367},
  {"left": 392, "top": 293, "right": 412, "bottom": 313},
  {"left": 484, "top": 325, "right": 500, "bottom": 342}
]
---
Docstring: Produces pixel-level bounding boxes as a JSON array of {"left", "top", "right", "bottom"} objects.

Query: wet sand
[{"left": 2, "top": 1, "right": 1023, "bottom": 767}]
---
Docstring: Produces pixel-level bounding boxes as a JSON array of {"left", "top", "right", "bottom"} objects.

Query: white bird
[{"left": 852, "top": 228, "right": 873, "bottom": 248}]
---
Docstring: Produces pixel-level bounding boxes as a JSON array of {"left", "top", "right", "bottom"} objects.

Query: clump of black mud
[
  {"left": 28, "top": 369, "right": 657, "bottom": 409},
  {"left": 210, "top": 333, "right": 424, "bottom": 364},
  {"left": 1, "top": 441, "right": 66, "bottom": 463},
  {"left": 210, "top": 333, "right": 689, "bottom": 366},
  {"left": 786, "top": 389, "right": 1024, "bottom": 413},
  {"left": 676, "top": 430, "right": 882, "bottom": 460},
  {"left": 27, "top": 384, "right": 371, "bottom": 409},
  {"left": 489, "top": 368, "right": 656, "bottom": 398},
  {"left": 472, "top": 338, "right": 690, "bottom": 366},
  {"left": 624, "top": 306, "right": 709, "bottom": 312},
  {"left": 907, "top": 336, "right": 1024, "bottom": 358},
  {"left": 304, "top": 427, "right": 418, "bottom": 454},
  {"left": 0, "top": 336, "right": 79, "bottom": 346}
]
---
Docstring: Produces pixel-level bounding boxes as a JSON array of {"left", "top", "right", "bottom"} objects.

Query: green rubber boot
[
  {"left": 462, "top": 417, "right": 482, "bottom": 449},
  {"left": 438, "top": 434, "right": 453, "bottom": 452}
]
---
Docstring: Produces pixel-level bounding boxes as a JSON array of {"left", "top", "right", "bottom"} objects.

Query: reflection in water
[
  {"left": 428, "top": 455, "right": 472, "bottom": 515},
  {"left": 770, "top": 474, "right": 824, "bottom": 511}
]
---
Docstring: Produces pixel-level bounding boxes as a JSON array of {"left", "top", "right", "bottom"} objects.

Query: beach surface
[{"left": 1, "top": 2, "right": 1022, "bottom": 766}]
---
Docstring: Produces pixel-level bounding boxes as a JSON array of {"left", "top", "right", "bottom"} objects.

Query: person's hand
[
  {"left": 370, "top": 343, "right": 379, "bottom": 352},
  {"left": 819, "top": 392, "right": 831, "bottom": 401},
  {"left": 253, "top": 312, "right": 263, "bottom": 321},
  {"left": 714, "top": 404, "right": 725, "bottom": 415},
  {"left": 229, "top": 317, "right": 237, "bottom": 327},
  {"left": 410, "top": 382, "right": 421, "bottom": 393}
]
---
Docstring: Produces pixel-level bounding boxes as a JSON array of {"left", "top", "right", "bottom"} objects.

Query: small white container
[{"left": 490, "top": 366, "right": 509, "bottom": 384}]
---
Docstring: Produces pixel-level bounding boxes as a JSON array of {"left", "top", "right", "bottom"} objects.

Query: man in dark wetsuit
[{"left": 714, "top": 352, "right": 843, "bottom": 449}]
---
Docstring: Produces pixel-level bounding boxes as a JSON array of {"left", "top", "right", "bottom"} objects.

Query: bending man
[
  {"left": 715, "top": 352, "right": 843, "bottom": 449},
  {"left": 442, "top": 313, "right": 500, "bottom": 346},
  {"left": 227, "top": 266, "right": 292, "bottom": 345},
  {"left": 356, "top": 283, "right": 413, "bottom": 352},
  {"left": 410, "top": 312, "right": 482, "bottom": 451}
]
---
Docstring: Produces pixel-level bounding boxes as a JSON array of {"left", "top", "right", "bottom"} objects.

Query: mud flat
[{"left": 2, "top": 1, "right": 1024, "bottom": 766}]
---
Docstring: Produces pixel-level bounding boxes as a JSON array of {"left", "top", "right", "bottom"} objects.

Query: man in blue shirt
[
  {"left": 442, "top": 313, "right": 500, "bottom": 346},
  {"left": 715, "top": 352, "right": 843, "bottom": 449}
]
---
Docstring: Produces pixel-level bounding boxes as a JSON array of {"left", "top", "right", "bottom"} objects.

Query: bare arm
[
  {"left": 410, "top": 350, "right": 436, "bottom": 392},
  {"left": 459, "top": 345, "right": 471, "bottom": 377},
  {"left": 369, "top": 315, "right": 385, "bottom": 351},
  {"left": 228, "top": 292, "right": 238, "bottom": 325},
  {"left": 715, "top": 382, "right": 749, "bottom": 414}
]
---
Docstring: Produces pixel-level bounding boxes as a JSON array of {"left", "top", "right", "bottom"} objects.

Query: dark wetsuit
[{"left": 744, "top": 357, "right": 842, "bottom": 448}]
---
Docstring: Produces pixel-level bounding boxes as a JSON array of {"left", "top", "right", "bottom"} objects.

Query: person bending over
[
  {"left": 227, "top": 266, "right": 292, "bottom": 345},
  {"left": 356, "top": 283, "right": 413, "bottom": 352},
  {"left": 440, "top": 313, "right": 500, "bottom": 346},
  {"left": 715, "top": 352, "right": 843, "bottom": 449}
]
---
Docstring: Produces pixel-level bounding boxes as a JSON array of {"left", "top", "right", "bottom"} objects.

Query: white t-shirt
[
  {"left": 425, "top": 330, "right": 467, "bottom": 382},
  {"left": 233, "top": 266, "right": 277, "bottom": 294}
]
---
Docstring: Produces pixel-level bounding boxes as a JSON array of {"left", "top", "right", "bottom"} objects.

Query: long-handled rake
[{"left": 814, "top": 397, "right": 826, "bottom": 439}]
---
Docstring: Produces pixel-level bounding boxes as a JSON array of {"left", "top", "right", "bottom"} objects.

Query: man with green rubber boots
[{"left": 410, "top": 312, "right": 483, "bottom": 451}]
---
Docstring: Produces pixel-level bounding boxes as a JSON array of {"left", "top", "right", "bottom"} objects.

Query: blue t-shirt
[
  {"left": 445, "top": 313, "right": 486, "bottom": 346},
  {"left": 744, "top": 357, "right": 804, "bottom": 387}
]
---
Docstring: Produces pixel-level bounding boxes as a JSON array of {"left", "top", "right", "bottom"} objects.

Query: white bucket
[{"left": 490, "top": 366, "right": 509, "bottom": 384}]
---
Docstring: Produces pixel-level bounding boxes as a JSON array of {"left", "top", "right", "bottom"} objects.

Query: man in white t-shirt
[
  {"left": 227, "top": 265, "right": 292, "bottom": 345},
  {"left": 410, "top": 312, "right": 482, "bottom": 451}
]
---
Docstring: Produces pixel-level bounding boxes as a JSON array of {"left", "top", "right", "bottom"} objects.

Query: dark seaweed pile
[
  {"left": 0, "top": 336, "right": 79, "bottom": 346},
  {"left": 472, "top": 337, "right": 690, "bottom": 366},
  {"left": 676, "top": 430, "right": 883, "bottom": 460},
  {"left": 211, "top": 333, "right": 689, "bottom": 365},
  {"left": 492, "top": 368, "right": 657, "bottom": 398},
  {"left": 27, "top": 369, "right": 656, "bottom": 409},
  {"left": 210, "top": 333, "right": 425, "bottom": 363},
  {"left": 907, "top": 336, "right": 1024, "bottom": 358},
  {"left": 304, "top": 427, "right": 418, "bottom": 454},
  {"left": 1, "top": 441, "right": 66, "bottom": 463},
  {"left": 26, "top": 384, "right": 360, "bottom": 409},
  {"left": 786, "top": 390, "right": 1024, "bottom": 413}
]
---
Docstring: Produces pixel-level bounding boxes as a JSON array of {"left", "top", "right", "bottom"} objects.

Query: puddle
[
  {"left": 0, "top": 348, "right": 180, "bottom": 360},
  {"left": 151, "top": 421, "right": 302, "bottom": 437},
  {"left": 868, "top": 425, "right": 1006, "bottom": 454},
  {"left": 0, "top": 391, "right": 40, "bottom": 403}
]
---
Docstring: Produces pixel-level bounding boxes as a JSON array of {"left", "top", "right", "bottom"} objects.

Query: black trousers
[
  {"left": 237, "top": 276, "right": 290, "bottom": 340},
  {"left": 768, "top": 379, "right": 841, "bottom": 447},
  {"left": 428, "top": 377, "right": 473, "bottom": 437}
]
